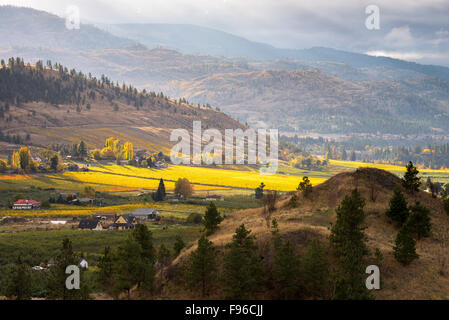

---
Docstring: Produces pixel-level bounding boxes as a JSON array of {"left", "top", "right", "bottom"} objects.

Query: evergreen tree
[
  {"left": 222, "top": 224, "right": 264, "bottom": 299},
  {"left": 50, "top": 155, "right": 59, "bottom": 171},
  {"left": 185, "top": 236, "right": 217, "bottom": 297},
  {"left": 131, "top": 224, "right": 156, "bottom": 292},
  {"left": 385, "top": 187, "right": 409, "bottom": 225},
  {"left": 202, "top": 202, "right": 223, "bottom": 235},
  {"left": 297, "top": 176, "right": 313, "bottom": 198},
  {"left": 97, "top": 247, "right": 116, "bottom": 297},
  {"left": 77, "top": 141, "right": 87, "bottom": 158},
  {"left": 153, "top": 179, "right": 166, "bottom": 201},
  {"left": 300, "top": 240, "right": 330, "bottom": 299},
  {"left": 156, "top": 244, "right": 171, "bottom": 288},
  {"left": 113, "top": 239, "right": 142, "bottom": 299},
  {"left": 393, "top": 226, "right": 419, "bottom": 265},
  {"left": 173, "top": 235, "right": 186, "bottom": 257},
  {"left": 6, "top": 256, "right": 32, "bottom": 300},
  {"left": 47, "top": 238, "right": 90, "bottom": 300},
  {"left": 402, "top": 161, "right": 421, "bottom": 194},
  {"left": 273, "top": 240, "right": 300, "bottom": 299},
  {"left": 330, "top": 189, "right": 371, "bottom": 300},
  {"left": 406, "top": 202, "right": 431, "bottom": 239}
]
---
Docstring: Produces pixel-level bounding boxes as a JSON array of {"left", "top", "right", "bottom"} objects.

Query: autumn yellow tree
[
  {"left": 105, "top": 137, "right": 115, "bottom": 148},
  {"left": 124, "top": 142, "right": 134, "bottom": 160},
  {"left": 11, "top": 151, "right": 20, "bottom": 170}
]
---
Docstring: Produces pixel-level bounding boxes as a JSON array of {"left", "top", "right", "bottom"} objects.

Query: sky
[{"left": 1, "top": 0, "right": 449, "bottom": 66}]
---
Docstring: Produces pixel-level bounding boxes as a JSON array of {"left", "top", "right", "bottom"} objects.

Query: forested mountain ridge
[
  {"left": 0, "top": 57, "right": 245, "bottom": 151},
  {"left": 165, "top": 69, "right": 449, "bottom": 134}
]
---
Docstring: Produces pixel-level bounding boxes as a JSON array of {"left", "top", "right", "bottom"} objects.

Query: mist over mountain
[
  {"left": 0, "top": 6, "right": 140, "bottom": 50},
  {"left": 2, "top": 6, "right": 449, "bottom": 139}
]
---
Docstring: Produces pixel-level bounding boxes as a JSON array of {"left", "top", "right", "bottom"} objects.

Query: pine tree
[
  {"left": 406, "top": 202, "right": 431, "bottom": 239},
  {"left": 6, "top": 256, "right": 32, "bottom": 300},
  {"left": 185, "top": 235, "right": 217, "bottom": 297},
  {"left": 47, "top": 238, "right": 90, "bottom": 300},
  {"left": 50, "top": 155, "right": 59, "bottom": 172},
  {"left": 113, "top": 239, "right": 142, "bottom": 299},
  {"left": 77, "top": 141, "right": 87, "bottom": 158},
  {"left": 393, "top": 226, "right": 419, "bottom": 265},
  {"left": 297, "top": 176, "right": 312, "bottom": 198},
  {"left": 385, "top": 187, "right": 409, "bottom": 225},
  {"left": 131, "top": 224, "right": 156, "bottom": 292},
  {"left": 330, "top": 189, "right": 371, "bottom": 300},
  {"left": 153, "top": 179, "right": 166, "bottom": 202},
  {"left": 300, "top": 240, "right": 330, "bottom": 299},
  {"left": 202, "top": 202, "right": 223, "bottom": 235},
  {"left": 97, "top": 247, "right": 116, "bottom": 297},
  {"left": 173, "top": 235, "right": 186, "bottom": 257},
  {"left": 273, "top": 240, "right": 300, "bottom": 299},
  {"left": 156, "top": 244, "right": 171, "bottom": 288},
  {"left": 402, "top": 161, "right": 421, "bottom": 194},
  {"left": 222, "top": 224, "right": 264, "bottom": 299}
]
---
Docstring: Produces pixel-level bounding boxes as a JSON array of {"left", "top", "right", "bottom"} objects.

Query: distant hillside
[
  {"left": 107, "top": 24, "right": 449, "bottom": 81},
  {"left": 0, "top": 6, "right": 139, "bottom": 50},
  {"left": 0, "top": 58, "right": 245, "bottom": 152},
  {"left": 2, "top": 6, "right": 449, "bottom": 138},
  {"left": 164, "top": 69, "right": 449, "bottom": 134}
]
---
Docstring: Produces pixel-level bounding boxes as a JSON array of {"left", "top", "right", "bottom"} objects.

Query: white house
[{"left": 80, "top": 259, "right": 88, "bottom": 269}]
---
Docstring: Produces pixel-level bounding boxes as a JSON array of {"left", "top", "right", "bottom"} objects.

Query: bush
[{"left": 187, "top": 212, "right": 203, "bottom": 224}]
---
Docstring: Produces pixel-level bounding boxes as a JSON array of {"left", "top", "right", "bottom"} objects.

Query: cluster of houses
[
  {"left": 32, "top": 258, "right": 88, "bottom": 271},
  {"left": 78, "top": 208, "right": 161, "bottom": 231}
]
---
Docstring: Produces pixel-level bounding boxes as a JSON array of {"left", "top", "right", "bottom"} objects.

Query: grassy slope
[{"left": 174, "top": 168, "right": 449, "bottom": 300}]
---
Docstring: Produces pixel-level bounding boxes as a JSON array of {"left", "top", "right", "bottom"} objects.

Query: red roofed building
[{"left": 13, "top": 199, "right": 41, "bottom": 210}]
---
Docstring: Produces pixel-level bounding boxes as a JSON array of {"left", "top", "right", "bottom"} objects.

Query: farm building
[
  {"left": 131, "top": 208, "right": 161, "bottom": 220},
  {"left": 78, "top": 219, "right": 104, "bottom": 230},
  {"left": 93, "top": 212, "right": 117, "bottom": 220},
  {"left": 205, "top": 194, "right": 224, "bottom": 201},
  {"left": 111, "top": 215, "right": 136, "bottom": 230},
  {"left": 13, "top": 199, "right": 41, "bottom": 210},
  {"left": 80, "top": 259, "right": 88, "bottom": 269}
]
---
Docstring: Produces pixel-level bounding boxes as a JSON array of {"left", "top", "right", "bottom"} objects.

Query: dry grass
[{"left": 175, "top": 167, "right": 449, "bottom": 300}]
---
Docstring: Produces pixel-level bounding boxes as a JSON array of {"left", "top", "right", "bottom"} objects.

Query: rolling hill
[
  {"left": 164, "top": 69, "right": 449, "bottom": 134},
  {"left": 0, "top": 58, "right": 245, "bottom": 154},
  {"left": 2, "top": 6, "right": 449, "bottom": 139},
  {"left": 171, "top": 167, "right": 449, "bottom": 299}
]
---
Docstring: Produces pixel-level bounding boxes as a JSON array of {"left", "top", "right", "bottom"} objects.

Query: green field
[{"left": 0, "top": 222, "right": 201, "bottom": 266}]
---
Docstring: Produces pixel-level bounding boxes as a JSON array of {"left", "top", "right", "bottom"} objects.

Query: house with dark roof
[
  {"left": 93, "top": 212, "right": 117, "bottom": 220},
  {"left": 110, "top": 215, "right": 136, "bottom": 230},
  {"left": 78, "top": 219, "right": 104, "bottom": 230}
]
